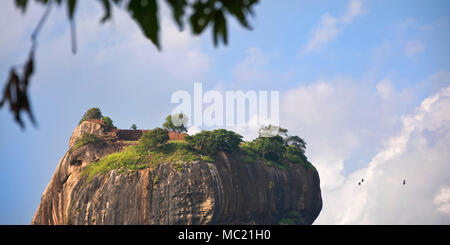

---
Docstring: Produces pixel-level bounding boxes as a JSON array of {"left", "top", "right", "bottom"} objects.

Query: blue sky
[{"left": 1, "top": 0, "right": 450, "bottom": 224}]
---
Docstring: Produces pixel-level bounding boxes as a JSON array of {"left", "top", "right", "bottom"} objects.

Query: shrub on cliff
[
  {"left": 251, "top": 136, "right": 285, "bottom": 161},
  {"left": 79, "top": 107, "right": 103, "bottom": 125},
  {"left": 185, "top": 130, "right": 214, "bottom": 154},
  {"left": 185, "top": 129, "right": 243, "bottom": 155},
  {"left": 139, "top": 128, "right": 169, "bottom": 151},
  {"left": 72, "top": 133, "right": 102, "bottom": 151},
  {"left": 284, "top": 135, "right": 306, "bottom": 153},
  {"left": 102, "top": 116, "right": 115, "bottom": 131},
  {"left": 162, "top": 113, "right": 188, "bottom": 133},
  {"left": 212, "top": 129, "right": 243, "bottom": 152}
]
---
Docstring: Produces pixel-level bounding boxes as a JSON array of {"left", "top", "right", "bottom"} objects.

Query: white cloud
[
  {"left": 281, "top": 74, "right": 450, "bottom": 224},
  {"left": 404, "top": 40, "right": 425, "bottom": 58},
  {"left": 317, "top": 85, "right": 450, "bottom": 224},
  {"left": 342, "top": 0, "right": 364, "bottom": 23},
  {"left": 398, "top": 17, "right": 435, "bottom": 32},
  {"left": 376, "top": 78, "right": 394, "bottom": 100},
  {"left": 83, "top": 4, "right": 211, "bottom": 82},
  {"left": 434, "top": 187, "right": 450, "bottom": 215},
  {"left": 302, "top": 0, "right": 365, "bottom": 53},
  {"left": 282, "top": 78, "right": 389, "bottom": 191},
  {"left": 232, "top": 47, "right": 269, "bottom": 83},
  {"left": 302, "top": 14, "right": 340, "bottom": 53}
]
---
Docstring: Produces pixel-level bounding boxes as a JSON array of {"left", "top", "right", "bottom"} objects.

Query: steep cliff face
[{"left": 32, "top": 121, "right": 322, "bottom": 225}]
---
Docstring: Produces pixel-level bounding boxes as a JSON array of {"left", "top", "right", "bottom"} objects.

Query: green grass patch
[
  {"left": 285, "top": 151, "right": 315, "bottom": 170},
  {"left": 146, "top": 142, "right": 201, "bottom": 166},
  {"left": 81, "top": 145, "right": 147, "bottom": 181},
  {"left": 81, "top": 141, "right": 205, "bottom": 182},
  {"left": 237, "top": 142, "right": 260, "bottom": 164},
  {"left": 80, "top": 138, "right": 312, "bottom": 182},
  {"left": 72, "top": 133, "right": 103, "bottom": 152}
]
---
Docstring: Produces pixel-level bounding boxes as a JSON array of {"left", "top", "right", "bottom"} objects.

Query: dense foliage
[
  {"left": 285, "top": 135, "right": 307, "bottom": 153},
  {"left": 250, "top": 135, "right": 286, "bottom": 161},
  {"left": 185, "top": 130, "right": 214, "bottom": 154},
  {"left": 213, "top": 129, "right": 243, "bottom": 152},
  {"left": 102, "top": 116, "right": 115, "bottom": 131},
  {"left": 185, "top": 129, "right": 243, "bottom": 155},
  {"left": 72, "top": 133, "right": 102, "bottom": 152},
  {"left": 81, "top": 122, "right": 313, "bottom": 181},
  {"left": 139, "top": 128, "right": 169, "bottom": 151},
  {"left": 130, "top": 124, "right": 137, "bottom": 130},
  {"left": 79, "top": 107, "right": 102, "bottom": 125}
]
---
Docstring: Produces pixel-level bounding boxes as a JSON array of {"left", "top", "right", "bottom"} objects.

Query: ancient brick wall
[
  {"left": 116, "top": 129, "right": 186, "bottom": 141},
  {"left": 168, "top": 131, "right": 187, "bottom": 141}
]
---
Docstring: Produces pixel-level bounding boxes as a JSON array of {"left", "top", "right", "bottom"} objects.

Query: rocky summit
[{"left": 32, "top": 120, "right": 322, "bottom": 225}]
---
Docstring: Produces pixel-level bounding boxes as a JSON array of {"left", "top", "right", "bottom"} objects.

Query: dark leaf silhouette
[
  {"left": 0, "top": 50, "right": 37, "bottom": 129},
  {"left": 67, "top": 0, "right": 77, "bottom": 20},
  {"left": 189, "top": 0, "right": 257, "bottom": 46},
  {"left": 99, "top": 0, "right": 113, "bottom": 23},
  {"left": 221, "top": 0, "right": 256, "bottom": 29},
  {"left": 127, "top": 0, "right": 160, "bottom": 49},
  {"left": 213, "top": 10, "right": 227, "bottom": 46},
  {"left": 15, "top": 0, "right": 29, "bottom": 13},
  {"left": 166, "top": 0, "right": 187, "bottom": 30},
  {"left": 189, "top": 1, "right": 214, "bottom": 34}
]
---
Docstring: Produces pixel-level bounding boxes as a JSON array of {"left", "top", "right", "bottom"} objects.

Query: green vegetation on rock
[
  {"left": 80, "top": 120, "right": 314, "bottom": 181},
  {"left": 185, "top": 129, "right": 243, "bottom": 156},
  {"left": 102, "top": 116, "right": 115, "bottom": 131},
  {"left": 251, "top": 135, "right": 286, "bottom": 161},
  {"left": 285, "top": 145, "right": 314, "bottom": 170},
  {"left": 78, "top": 108, "right": 115, "bottom": 131},
  {"left": 139, "top": 128, "right": 169, "bottom": 151},
  {"left": 72, "top": 133, "right": 103, "bottom": 152},
  {"left": 78, "top": 107, "right": 102, "bottom": 125},
  {"left": 81, "top": 141, "right": 204, "bottom": 182},
  {"left": 81, "top": 145, "right": 146, "bottom": 181}
]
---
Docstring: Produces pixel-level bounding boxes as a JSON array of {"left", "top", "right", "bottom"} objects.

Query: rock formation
[{"left": 32, "top": 120, "right": 322, "bottom": 225}]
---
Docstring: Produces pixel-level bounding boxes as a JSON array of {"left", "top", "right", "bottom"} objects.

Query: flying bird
[
  {"left": 361, "top": 178, "right": 364, "bottom": 182},
  {"left": 403, "top": 180, "right": 406, "bottom": 185},
  {"left": 358, "top": 182, "right": 361, "bottom": 185}
]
